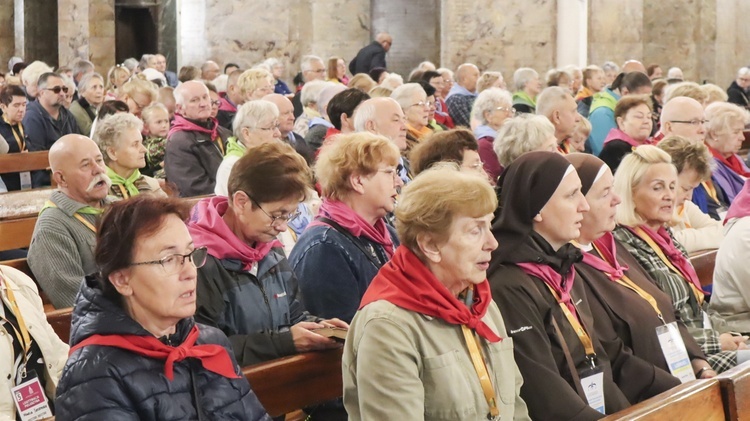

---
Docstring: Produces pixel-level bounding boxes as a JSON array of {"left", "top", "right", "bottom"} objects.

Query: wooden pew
[
  {"left": 0, "top": 150, "right": 50, "bottom": 175},
  {"left": 718, "top": 361, "right": 750, "bottom": 420},
  {"left": 0, "top": 216, "right": 36, "bottom": 252},
  {"left": 689, "top": 249, "right": 717, "bottom": 288},
  {"left": 46, "top": 307, "right": 73, "bottom": 345},
  {"left": 603, "top": 379, "right": 724, "bottom": 420},
  {"left": 243, "top": 348, "right": 344, "bottom": 418}
]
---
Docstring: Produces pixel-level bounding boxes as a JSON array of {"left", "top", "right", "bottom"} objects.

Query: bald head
[
  {"left": 660, "top": 96, "right": 706, "bottom": 143},
  {"left": 201, "top": 60, "right": 220, "bottom": 81},
  {"left": 50, "top": 134, "right": 98, "bottom": 172},
  {"left": 263, "top": 93, "right": 295, "bottom": 135},
  {"left": 50, "top": 134, "right": 110, "bottom": 205},
  {"left": 622, "top": 60, "right": 646, "bottom": 74},
  {"left": 456, "top": 63, "right": 480, "bottom": 92},
  {"left": 376, "top": 32, "right": 393, "bottom": 52},
  {"left": 353, "top": 97, "right": 407, "bottom": 150}
]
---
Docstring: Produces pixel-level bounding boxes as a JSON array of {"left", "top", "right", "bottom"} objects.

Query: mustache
[{"left": 86, "top": 173, "right": 112, "bottom": 192}]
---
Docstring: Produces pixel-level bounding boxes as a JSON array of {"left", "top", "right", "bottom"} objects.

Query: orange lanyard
[
  {"left": 3, "top": 116, "right": 25, "bottom": 152},
  {"left": 545, "top": 284, "right": 596, "bottom": 358},
  {"left": 117, "top": 184, "right": 130, "bottom": 199},
  {"left": 461, "top": 326, "right": 500, "bottom": 419},
  {"left": 632, "top": 227, "right": 704, "bottom": 306},
  {"left": 677, "top": 204, "right": 692, "bottom": 228},
  {"left": 702, "top": 180, "right": 719, "bottom": 204},
  {"left": 0, "top": 271, "right": 32, "bottom": 370},
  {"left": 216, "top": 138, "right": 225, "bottom": 155}
]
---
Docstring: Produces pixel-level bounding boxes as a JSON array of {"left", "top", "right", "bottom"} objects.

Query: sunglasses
[{"left": 46, "top": 86, "right": 70, "bottom": 94}]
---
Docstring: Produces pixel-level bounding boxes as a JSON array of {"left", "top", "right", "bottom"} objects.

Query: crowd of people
[{"left": 2, "top": 30, "right": 750, "bottom": 420}]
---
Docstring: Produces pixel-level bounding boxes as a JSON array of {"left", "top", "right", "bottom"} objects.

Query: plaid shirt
[{"left": 613, "top": 225, "right": 737, "bottom": 373}]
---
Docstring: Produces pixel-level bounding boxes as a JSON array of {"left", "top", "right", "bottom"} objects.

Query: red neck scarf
[
  {"left": 516, "top": 262, "right": 578, "bottom": 321},
  {"left": 187, "top": 196, "right": 281, "bottom": 270},
  {"left": 725, "top": 179, "right": 750, "bottom": 223},
  {"left": 627, "top": 225, "right": 703, "bottom": 292},
  {"left": 308, "top": 199, "right": 395, "bottom": 258},
  {"left": 360, "top": 246, "right": 501, "bottom": 342},
  {"left": 707, "top": 144, "right": 750, "bottom": 177},
  {"left": 69, "top": 325, "right": 239, "bottom": 381},
  {"left": 579, "top": 232, "right": 628, "bottom": 281},
  {"left": 168, "top": 114, "right": 220, "bottom": 142},
  {"left": 603, "top": 128, "right": 651, "bottom": 147}
]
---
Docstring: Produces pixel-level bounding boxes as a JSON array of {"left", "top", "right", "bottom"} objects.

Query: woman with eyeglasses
[
  {"left": 115, "top": 76, "right": 158, "bottom": 118},
  {"left": 391, "top": 83, "right": 433, "bottom": 154},
  {"left": 189, "top": 141, "right": 347, "bottom": 368},
  {"left": 598, "top": 95, "right": 654, "bottom": 173},
  {"left": 704, "top": 102, "right": 750, "bottom": 206},
  {"left": 55, "top": 195, "right": 271, "bottom": 420},
  {"left": 471, "top": 87, "right": 514, "bottom": 183},
  {"left": 289, "top": 132, "right": 402, "bottom": 324}
]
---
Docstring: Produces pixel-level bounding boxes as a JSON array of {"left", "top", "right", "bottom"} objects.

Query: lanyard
[
  {"left": 3, "top": 116, "right": 25, "bottom": 152},
  {"left": 460, "top": 325, "right": 500, "bottom": 419},
  {"left": 44, "top": 201, "right": 98, "bottom": 233},
  {"left": 702, "top": 180, "right": 719, "bottom": 204},
  {"left": 545, "top": 284, "right": 597, "bottom": 364},
  {"left": 117, "top": 184, "right": 130, "bottom": 199},
  {"left": 216, "top": 138, "right": 225, "bottom": 155},
  {"left": 0, "top": 272, "right": 32, "bottom": 372},
  {"left": 632, "top": 227, "right": 704, "bottom": 306},
  {"left": 592, "top": 242, "right": 665, "bottom": 323},
  {"left": 677, "top": 204, "right": 692, "bottom": 228}
]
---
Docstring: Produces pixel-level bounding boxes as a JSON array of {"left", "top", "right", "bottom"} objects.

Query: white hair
[
  {"left": 493, "top": 114, "right": 555, "bottom": 167},
  {"left": 390, "top": 83, "right": 426, "bottom": 111},
  {"left": 94, "top": 112, "right": 144, "bottom": 164},
  {"left": 667, "top": 67, "right": 683, "bottom": 79},
  {"left": 513, "top": 68, "right": 538, "bottom": 92},
  {"left": 738, "top": 67, "right": 750, "bottom": 78},
  {"left": 300, "top": 80, "right": 331, "bottom": 107},
  {"left": 353, "top": 97, "right": 401, "bottom": 132},
  {"left": 380, "top": 73, "right": 404, "bottom": 90},
  {"left": 601, "top": 61, "right": 620, "bottom": 74},
  {"left": 535, "top": 86, "right": 571, "bottom": 119},
  {"left": 173, "top": 80, "right": 208, "bottom": 106},
  {"left": 232, "top": 100, "right": 280, "bottom": 139},
  {"left": 77, "top": 72, "right": 104, "bottom": 94},
  {"left": 300, "top": 55, "right": 323, "bottom": 72},
  {"left": 21, "top": 61, "right": 53, "bottom": 87},
  {"left": 471, "top": 88, "right": 512, "bottom": 124}
]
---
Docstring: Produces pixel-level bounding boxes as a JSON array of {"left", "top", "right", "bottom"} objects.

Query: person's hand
[
  {"left": 290, "top": 321, "right": 340, "bottom": 352},
  {"left": 691, "top": 359, "right": 716, "bottom": 379},
  {"left": 319, "top": 318, "right": 349, "bottom": 329},
  {"left": 719, "top": 333, "right": 748, "bottom": 351}
]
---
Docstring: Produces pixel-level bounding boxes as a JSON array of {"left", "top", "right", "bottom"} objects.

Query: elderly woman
[
  {"left": 326, "top": 56, "right": 349, "bottom": 85},
  {"left": 94, "top": 113, "right": 165, "bottom": 199},
  {"left": 704, "top": 102, "right": 750, "bottom": 205},
  {"left": 293, "top": 80, "right": 332, "bottom": 137},
  {"left": 69, "top": 72, "right": 105, "bottom": 135},
  {"left": 658, "top": 136, "right": 723, "bottom": 253},
  {"left": 471, "top": 87, "right": 514, "bottom": 182},
  {"left": 343, "top": 166, "right": 529, "bottom": 420},
  {"left": 55, "top": 196, "right": 270, "bottom": 419},
  {"left": 599, "top": 95, "right": 654, "bottom": 173},
  {"left": 511, "top": 67, "right": 541, "bottom": 114},
  {"left": 188, "top": 141, "right": 346, "bottom": 367},
  {"left": 115, "top": 76, "right": 158, "bottom": 118},
  {"left": 214, "top": 100, "right": 281, "bottom": 196},
  {"left": 476, "top": 71, "right": 505, "bottom": 93},
  {"left": 421, "top": 70, "right": 454, "bottom": 128},
  {"left": 613, "top": 145, "right": 747, "bottom": 373},
  {"left": 0, "top": 84, "right": 31, "bottom": 190},
  {"left": 238, "top": 68, "right": 275, "bottom": 103},
  {"left": 391, "top": 83, "right": 432, "bottom": 153},
  {"left": 711, "top": 181, "right": 750, "bottom": 333},
  {"left": 0, "top": 265, "right": 68, "bottom": 419},
  {"left": 409, "top": 128, "right": 486, "bottom": 178},
  {"left": 289, "top": 133, "right": 401, "bottom": 323},
  {"left": 488, "top": 151, "right": 678, "bottom": 420},
  {"left": 566, "top": 153, "right": 713, "bottom": 382},
  {"left": 493, "top": 114, "right": 558, "bottom": 174}
]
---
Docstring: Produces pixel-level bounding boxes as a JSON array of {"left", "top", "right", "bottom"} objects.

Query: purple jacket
[{"left": 712, "top": 156, "right": 749, "bottom": 205}]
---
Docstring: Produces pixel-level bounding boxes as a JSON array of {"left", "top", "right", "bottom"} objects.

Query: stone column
[
  {"left": 0, "top": 0, "right": 14, "bottom": 73},
  {"left": 89, "top": 0, "right": 116, "bottom": 75},
  {"left": 557, "top": 0, "right": 587, "bottom": 68},
  {"left": 58, "top": 0, "right": 89, "bottom": 67},
  {"left": 587, "top": 0, "right": 643, "bottom": 67}
]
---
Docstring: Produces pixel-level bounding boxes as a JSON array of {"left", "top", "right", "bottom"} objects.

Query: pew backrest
[
  {"left": 718, "top": 361, "right": 750, "bottom": 421},
  {"left": 0, "top": 216, "right": 36, "bottom": 252},
  {"left": 0, "top": 151, "right": 50, "bottom": 175},
  {"left": 689, "top": 249, "right": 717, "bottom": 288},
  {"left": 602, "top": 379, "right": 724, "bottom": 420},
  {"left": 46, "top": 307, "right": 72, "bottom": 345}
]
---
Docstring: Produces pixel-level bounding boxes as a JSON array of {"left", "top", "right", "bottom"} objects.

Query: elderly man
[
  {"left": 154, "top": 53, "right": 178, "bottom": 87},
  {"left": 536, "top": 86, "right": 581, "bottom": 152},
  {"left": 667, "top": 67, "right": 684, "bottom": 81},
  {"left": 24, "top": 72, "right": 82, "bottom": 186},
  {"left": 622, "top": 59, "right": 647, "bottom": 74},
  {"left": 727, "top": 67, "right": 750, "bottom": 109},
  {"left": 201, "top": 60, "right": 221, "bottom": 81},
  {"left": 293, "top": 55, "right": 326, "bottom": 118},
  {"left": 349, "top": 32, "right": 393, "bottom": 75},
  {"left": 445, "top": 63, "right": 480, "bottom": 127},
  {"left": 217, "top": 69, "right": 245, "bottom": 130},
  {"left": 263, "top": 93, "right": 314, "bottom": 163},
  {"left": 353, "top": 96, "right": 410, "bottom": 183},
  {"left": 28, "top": 134, "right": 111, "bottom": 308},
  {"left": 164, "top": 80, "right": 231, "bottom": 197}
]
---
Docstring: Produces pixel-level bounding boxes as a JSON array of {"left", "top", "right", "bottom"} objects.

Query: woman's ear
[
  {"left": 109, "top": 269, "right": 133, "bottom": 297},
  {"left": 106, "top": 146, "right": 118, "bottom": 163},
  {"left": 349, "top": 172, "right": 366, "bottom": 195},
  {"left": 416, "top": 232, "right": 441, "bottom": 263},
  {"left": 615, "top": 116, "right": 624, "bottom": 128}
]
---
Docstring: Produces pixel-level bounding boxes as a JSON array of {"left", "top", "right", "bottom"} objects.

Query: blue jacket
[
  {"left": 289, "top": 223, "right": 398, "bottom": 323},
  {"left": 22, "top": 100, "right": 81, "bottom": 186}
]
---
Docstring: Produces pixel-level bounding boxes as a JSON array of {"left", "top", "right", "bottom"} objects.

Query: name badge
[
  {"left": 579, "top": 366, "right": 605, "bottom": 414},
  {"left": 656, "top": 322, "right": 696, "bottom": 383},
  {"left": 19, "top": 171, "right": 31, "bottom": 190},
  {"left": 11, "top": 375, "right": 53, "bottom": 421},
  {"left": 702, "top": 311, "right": 713, "bottom": 330}
]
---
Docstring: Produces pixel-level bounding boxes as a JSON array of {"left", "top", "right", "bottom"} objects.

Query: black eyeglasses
[
  {"left": 244, "top": 192, "right": 301, "bottom": 227},
  {"left": 129, "top": 247, "right": 208, "bottom": 275},
  {"left": 670, "top": 119, "right": 709, "bottom": 126},
  {"left": 46, "top": 86, "right": 69, "bottom": 94}
]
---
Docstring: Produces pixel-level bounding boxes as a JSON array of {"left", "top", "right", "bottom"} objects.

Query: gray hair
[
  {"left": 300, "top": 55, "right": 323, "bottom": 72},
  {"left": 93, "top": 112, "right": 144, "bottom": 164},
  {"left": 738, "top": 67, "right": 750, "bottom": 78},
  {"left": 139, "top": 54, "right": 155, "bottom": 70},
  {"left": 380, "top": 73, "right": 404, "bottom": 90},
  {"left": 264, "top": 57, "right": 283, "bottom": 69},
  {"left": 232, "top": 100, "right": 280, "bottom": 139},
  {"left": 535, "top": 86, "right": 571, "bottom": 119},
  {"left": 72, "top": 60, "right": 95, "bottom": 79},
  {"left": 300, "top": 80, "right": 331, "bottom": 107},
  {"left": 122, "top": 58, "right": 139, "bottom": 72},
  {"left": 471, "top": 87, "right": 512, "bottom": 124},
  {"left": 173, "top": 80, "right": 208, "bottom": 106},
  {"left": 78, "top": 72, "right": 104, "bottom": 93},
  {"left": 317, "top": 84, "right": 346, "bottom": 115},
  {"left": 353, "top": 97, "right": 401, "bottom": 132},
  {"left": 21, "top": 61, "right": 53, "bottom": 87},
  {"left": 493, "top": 114, "right": 555, "bottom": 167},
  {"left": 602, "top": 61, "right": 620, "bottom": 74},
  {"left": 390, "top": 83, "right": 426, "bottom": 111},
  {"left": 513, "top": 68, "right": 538, "bottom": 92}
]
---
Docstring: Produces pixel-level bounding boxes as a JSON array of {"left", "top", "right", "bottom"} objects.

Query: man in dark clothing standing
[
  {"left": 349, "top": 33, "right": 393, "bottom": 75},
  {"left": 727, "top": 67, "right": 750, "bottom": 109}
]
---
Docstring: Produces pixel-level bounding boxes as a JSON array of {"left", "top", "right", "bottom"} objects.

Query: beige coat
[
  {"left": 672, "top": 201, "right": 723, "bottom": 253},
  {"left": 710, "top": 216, "right": 750, "bottom": 333},
  {"left": 343, "top": 299, "right": 530, "bottom": 421},
  {"left": 0, "top": 266, "right": 68, "bottom": 420}
]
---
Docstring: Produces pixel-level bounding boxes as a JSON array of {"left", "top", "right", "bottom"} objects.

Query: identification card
[
  {"left": 579, "top": 366, "right": 605, "bottom": 414},
  {"left": 702, "top": 311, "right": 713, "bottom": 330},
  {"left": 11, "top": 375, "right": 52, "bottom": 421},
  {"left": 19, "top": 171, "right": 31, "bottom": 190},
  {"left": 656, "top": 322, "right": 696, "bottom": 383}
]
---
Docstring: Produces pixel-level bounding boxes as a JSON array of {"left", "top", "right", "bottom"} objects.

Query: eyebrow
[{"left": 159, "top": 241, "right": 195, "bottom": 254}]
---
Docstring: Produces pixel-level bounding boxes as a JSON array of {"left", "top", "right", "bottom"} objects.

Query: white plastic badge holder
[
  {"left": 11, "top": 376, "right": 52, "bottom": 421},
  {"left": 580, "top": 366, "right": 605, "bottom": 414},
  {"left": 19, "top": 172, "right": 31, "bottom": 190},
  {"left": 656, "top": 322, "right": 696, "bottom": 383},
  {"left": 703, "top": 311, "right": 713, "bottom": 330}
]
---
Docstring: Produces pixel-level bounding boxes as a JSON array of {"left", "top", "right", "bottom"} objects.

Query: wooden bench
[
  {"left": 46, "top": 307, "right": 73, "bottom": 345},
  {"left": 243, "top": 348, "right": 344, "bottom": 418},
  {"left": 718, "top": 361, "right": 750, "bottom": 420},
  {"left": 689, "top": 249, "right": 717, "bottom": 288},
  {"left": 603, "top": 379, "right": 724, "bottom": 420},
  {"left": 0, "top": 150, "right": 51, "bottom": 175}
]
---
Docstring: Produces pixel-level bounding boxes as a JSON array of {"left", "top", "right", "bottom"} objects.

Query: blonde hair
[
  {"left": 237, "top": 68, "right": 274, "bottom": 100},
  {"left": 575, "top": 115, "right": 592, "bottom": 136},
  {"left": 657, "top": 135, "right": 713, "bottom": 181},
  {"left": 315, "top": 132, "right": 400, "bottom": 201},
  {"left": 493, "top": 114, "right": 555, "bottom": 167},
  {"left": 368, "top": 86, "right": 393, "bottom": 98},
  {"left": 476, "top": 71, "right": 503, "bottom": 93},
  {"left": 663, "top": 81, "right": 708, "bottom": 104},
  {"left": 348, "top": 73, "right": 377, "bottom": 93},
  {"left": 704, "top": 101, "right": 750, "bottom": 139},
  {"left": 119, "top": 76, "right": 158, "bottom": 103},
  {"left": 701, "top": 83, "right": 728, "bottom": 105},
  {"left": 614, "top": 145, "right": 676, "bottom": 227},
  {"left": 141, "top": 102, "right": 169, "bottom": 124},
  {"left": 21, "top": 61, "right": 53, "bottom": 87},
  {"left": 396, "top": 164, "right": 497, "bottom": 261}
]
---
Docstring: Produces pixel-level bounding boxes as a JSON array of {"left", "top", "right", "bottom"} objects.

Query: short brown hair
[
  {"left": 409, "top": 129, "right": 478, "bottom": 175},
  {"left": 614, "top": 95, "right": 652, "bottom": 121},
  {"left": 315, "top": 132, "right": 400, "bottom": 201},
  {"left": 657, "top": 135, "right": 713, "bottom": 180},
  {"left": 0, "top": 84, "right": 25, "bottom": 105},
  {"left": 95, "top": 196, "right": 191, "bottom": 307},
  {"left": 227, "top": 141, "right": 312, "bottom": 203}
]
